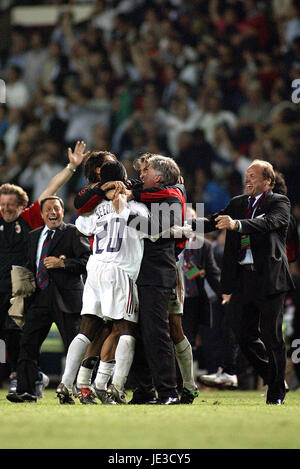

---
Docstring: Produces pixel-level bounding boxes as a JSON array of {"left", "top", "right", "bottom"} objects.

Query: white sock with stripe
[
  {"left": 112, "top": 335, "right": 136, "bottom": 392},
  {"left": 95, "top": 360, "right": 116, "bottom": 390},
  {"left": 175, "top": 336, "right": 197, "bottom": 391},
  {"left": 62, "top": 334, "right": 91, "bottom": 391}
]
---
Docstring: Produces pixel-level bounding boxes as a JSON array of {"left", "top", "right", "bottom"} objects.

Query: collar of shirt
[
  {"left": 249, "top": 193, "right": 263, "bottom": 206},
  {"left": 41, "top": 226, "right": 55, "bottom": 238}
]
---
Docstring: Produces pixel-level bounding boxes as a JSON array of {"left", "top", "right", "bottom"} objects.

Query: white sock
[
  {"left": 77, "top": 366, "right": 93, "bottom": 388},
  {"left": 175, "top": 336, "right": 197, "bottom": 391},
  {"left": 112, "top": 335, "right": 136, "bottom": 392},
  {"left": 62, "top": 334, "right": 91, "bottom": 391},
  {"left": 95, "top": 360, "right": 116, "bottom": 390}
]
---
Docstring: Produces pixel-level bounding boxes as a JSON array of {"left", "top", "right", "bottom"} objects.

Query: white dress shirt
[
  {"left": 36, "top": 226, "right": 55, "bottom": 270},
  {"left": 238, "top": 193, "right": 263, "bottom": 265}
]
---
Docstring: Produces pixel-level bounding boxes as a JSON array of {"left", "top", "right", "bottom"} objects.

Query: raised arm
[{"left": 38, "top": 141, "right": 90, "bottom": 203}]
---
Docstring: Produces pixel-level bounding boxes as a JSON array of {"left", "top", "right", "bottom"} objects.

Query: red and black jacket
[{"left": 0, "top": 200, "right": 44, "bottom": 292}]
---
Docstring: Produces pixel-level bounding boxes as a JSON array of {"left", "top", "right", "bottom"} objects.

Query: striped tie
[
  {"left": 183, "top": 249, "right": 199, "bottom": 297},
  {"left": 36, "top": 230, "right": 53, "bottom": 290}
]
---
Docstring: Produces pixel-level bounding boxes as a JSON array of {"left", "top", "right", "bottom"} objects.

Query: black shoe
[
  {"left": 157, "top": 396, "right": 180, "bottom": 405},
  {"left": 180, "top": 387, "right": 199, "bottom": 404},
  {"left": 266, "top": 398, "right": 285, "bottom": 405},
  {"left": 56, "top": 382, "right": 75, "bottom": 405},
  {"left": 6, "top": 392, "right": 37, "bottom": 403},
  {"left": 128, "top": 394, "right": 158, "bottom": 405}
]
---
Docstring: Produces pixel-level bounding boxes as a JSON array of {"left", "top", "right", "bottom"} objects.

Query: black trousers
[
  {"left": 220, "top": 303, "right": 239, "bottom": 376},
  {"left": 228, "top": 268, "right": 286, "bottom": 401},
  {"left": 0, "top": 291, "right": 23, "bottom": 373},
  {"left": 131, "top": 285, "right": 178, "bottom": 400},
  {"left": 17, "top": 288, "right": 80, "bottom": 395}
]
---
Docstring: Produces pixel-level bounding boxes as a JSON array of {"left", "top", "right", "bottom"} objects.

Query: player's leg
[
  {"left": 57, "top": 314, "right": 105, "bottom": 404},
  {"left": 94, "top": 323, "right": 120, "bottom": 404},
  {"left": 57, "top": 267, "right": 105, "bottom": 404},
  {"left": 169, "top": 313, "right": 198, "bottom": 403},
  {"left": 168, "top": 266, "right": 198, "bottom": 404},
  {"left": 108, "top": 319, "right": 136, "bottom": 404},
  {"left": 94, "top": 323, "right": 119, "bottom": 389},
  {"left": 76, "top": 321, "right": 112, "bottom": 404},
  {"left": 76, "top": 321, "right": 112, "bottom": 388}
]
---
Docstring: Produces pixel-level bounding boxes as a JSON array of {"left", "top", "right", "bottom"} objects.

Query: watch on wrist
[{"left": 67, "top": 163, "right": 76, "bottom": 173}]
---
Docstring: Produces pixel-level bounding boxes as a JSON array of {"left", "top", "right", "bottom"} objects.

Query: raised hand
[{"left": 68, "top": 140, "right": 90, "bottom": 168}]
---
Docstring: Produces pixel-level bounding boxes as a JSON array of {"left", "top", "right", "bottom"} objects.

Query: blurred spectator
[
  {"left": 0, "top": 0, "right": 298, "bottom": 228},
  {"left": 238, "top": 80, "right": 272, "bottom": 125},
  {"left": 200, "top": 95, "right": 237, "bottom": 146},
  {"left": 5, "top": 65, "right": 29, "bottom": 109},
  {"left": 192, "top": 167, "right": 231, "bottom": 214}
]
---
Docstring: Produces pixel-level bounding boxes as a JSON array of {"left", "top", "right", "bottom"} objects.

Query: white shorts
[
  {"left": 168, "top": 260, "right": 185, "bottom": 315},
  {"left": 81, "top": 258, "right": 139, "bottom": 323}
]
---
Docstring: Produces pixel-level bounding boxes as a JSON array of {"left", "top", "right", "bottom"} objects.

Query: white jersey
[{"left": 75, "top": 199, "right": 149, "bottom": 281}]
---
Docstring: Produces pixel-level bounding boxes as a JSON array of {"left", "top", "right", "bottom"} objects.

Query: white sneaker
[
  {"left": 200, "top": 367, "right": 238, "bottom": 389},
  {"left": 35, "top": 372, "right": 50, "bottom": 399},
  {"left": 108, "top": 384, "right": 127, "bottom": 404}
]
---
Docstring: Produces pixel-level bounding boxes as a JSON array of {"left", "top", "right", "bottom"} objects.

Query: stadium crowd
[{"left": 0, "top": 0, "right": 300, "bottom": 399}]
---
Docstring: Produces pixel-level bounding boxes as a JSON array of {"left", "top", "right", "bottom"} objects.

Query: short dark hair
[
  {"left": 83, "top": 151, "right": 117, "bottom": 183},
  {"left": 40, "top": 196, "right": 64, "bottom": 212},
  {"left": 100, "top": 161, "right": 127, "bottom": 185}
]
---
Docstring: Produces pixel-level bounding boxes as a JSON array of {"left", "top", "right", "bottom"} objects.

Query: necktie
[
  {"left": 239, "top": 197, "right": 256, "bottom": 261},
  {"left": 183, "top": 249, "right": 199, "bottom": 297},
  {"left": 36, "top": 230, "right": 53, "bottom": 290},
  {"left": 245, "top": 196, "right": 256, "bottom": 218}
]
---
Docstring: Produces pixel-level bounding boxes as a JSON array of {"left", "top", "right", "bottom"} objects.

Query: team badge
[{"left": 15, "top": 222, "right": 21, "bottom": 234}]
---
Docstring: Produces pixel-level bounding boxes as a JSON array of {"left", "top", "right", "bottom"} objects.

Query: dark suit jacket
[
  {"left": 184, "top": 237, "right": 221, "bottom": 296},
  {"left": 202, "top": 191, "right": 294, "bottom": 296},
  {"left": 27, "top": 222, "right": 91, "bottom": 314},
  {"left": 182, "top": 237, "right": 221, "bottom": 326}
]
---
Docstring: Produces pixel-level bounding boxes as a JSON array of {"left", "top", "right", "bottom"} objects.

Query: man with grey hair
[{"left": 142, "top": 154, "right": 182, "bottom": 187}]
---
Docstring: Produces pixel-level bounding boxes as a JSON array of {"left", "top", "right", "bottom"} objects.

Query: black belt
[{"left": 241, "top": 264, "right": 256, "bottom": 272}]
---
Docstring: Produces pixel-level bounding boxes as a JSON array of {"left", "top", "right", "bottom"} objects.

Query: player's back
[{"left": 76, "top": 199, "right": 149, "bottom": 281}]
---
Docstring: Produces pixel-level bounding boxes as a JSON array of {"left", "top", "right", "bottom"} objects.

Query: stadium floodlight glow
[{"left": 0, "top": 79, "right": 6, "bottom": 103}]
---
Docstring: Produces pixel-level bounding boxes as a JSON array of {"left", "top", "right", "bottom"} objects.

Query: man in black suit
[
  {"left": 194, "top": 159, "right": 294, "bottom": 405},
  {"left": 7, "top": 196, "right": 91, "bottom": 403}
]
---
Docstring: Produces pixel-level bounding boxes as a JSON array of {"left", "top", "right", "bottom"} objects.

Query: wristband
[{"left": 67, "top": 163, "right": 76, "bottom": 173}]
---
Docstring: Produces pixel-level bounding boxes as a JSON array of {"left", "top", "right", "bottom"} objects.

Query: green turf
[{"left": 0, "top": 389, "right": 300, "bottom": 449}]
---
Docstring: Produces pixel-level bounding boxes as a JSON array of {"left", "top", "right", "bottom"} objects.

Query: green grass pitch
[{"left": 1, "top": 389, "right": 300, "bottom": 449}]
